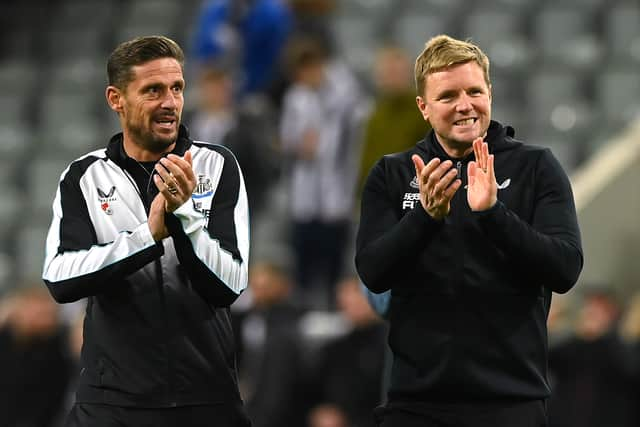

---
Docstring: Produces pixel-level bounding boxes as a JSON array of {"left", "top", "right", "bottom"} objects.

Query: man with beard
[{"left": 42, "top": 36, "right": 251, "bottom": 427}]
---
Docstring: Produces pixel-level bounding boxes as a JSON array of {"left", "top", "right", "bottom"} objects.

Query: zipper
[
  {"left": 154, "top": 258, "right": 176, "bottom": 406},
  {"left": 452, "top": 161, "right": 465, "bottom": 291},
  {"left": 123, "top": 164, "right": 175, "bottom": 405},
  {"left": 452, "top": 160, "right": 466, "bottom": 340}
]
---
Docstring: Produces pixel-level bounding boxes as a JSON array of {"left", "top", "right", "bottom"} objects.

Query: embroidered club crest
[{"left": 192, "top": 175, "right": 214, "bottom": 213}]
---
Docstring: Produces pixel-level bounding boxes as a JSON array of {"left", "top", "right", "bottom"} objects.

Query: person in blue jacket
[{"left": 191, "top": 0, "right": 292, "bottom": 97}]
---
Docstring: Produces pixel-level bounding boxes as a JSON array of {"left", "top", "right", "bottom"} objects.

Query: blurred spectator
[
  {"left": 548, "top": 286, "right": 637, "bottom": 427},
  {"left": 234, "top": 260, "right": 309, "bottom": 427},
  {"left": 0, "top": 285, "right": 73, "bottom": 427},
  {"left": 308, "top": 403, "right": 350, "bottom": 427},
  {"left": 289, "top": 0, "right": 336, "bottom": 53},
  {"left": 190, "top": 0, "right": 292, "bottom": 98},
  {"left": 356, "top": 45, "right": 428, "bottom": 196},
  {"left": 547, "top": 292, "right": 574, "bottom": 347},
  {"left": 187, "top": 65, "right": 280, "bottom": 222},
  {"left": 61, "top": 312, "right": 85, "bottom": 415},
  {"left": 280, "top": 37, "right": 363, "bottom": 307},
  {"left": 620, "top": 292, "right": 640, "bottom": 343},
  {"left": 265, "top": 0, "right": 338, "bottom": 109},
  {"left": 619, "top": 292, "right": 640, "bottom": 426},
  {"left": 314, "top": 277, "right": 387, "bottom": 427}
]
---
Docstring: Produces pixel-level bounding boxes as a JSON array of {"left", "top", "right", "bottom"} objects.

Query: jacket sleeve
[
  {"left": 474, "top": 148, "right": 583, "bottom": 293},
  {"left": 355, "top": 158, "right": 444, "bottom": 293},
  {"left": 42, "top": 162, "right": 164, "bottom": 304},
  {"left": 165, "top": 147, "right": 249, "bottom": 307}
]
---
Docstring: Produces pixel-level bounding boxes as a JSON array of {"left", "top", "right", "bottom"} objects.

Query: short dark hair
[
  {"left": 284, "top": 37, "right": 327, "bottom": 76},
  {"left": 107, "top": 35, "right": 185, "bottom": 90}
]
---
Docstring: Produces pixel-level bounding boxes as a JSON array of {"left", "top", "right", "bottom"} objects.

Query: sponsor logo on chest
[
  {"left": 401, "top": 176, "right": 513, "bottom": 210},
  {"left": 402, "top": 191, "right": 420, "bottom": 210},
  {"left": 97, "top": 186, "right": 117, "bottom": 215}
]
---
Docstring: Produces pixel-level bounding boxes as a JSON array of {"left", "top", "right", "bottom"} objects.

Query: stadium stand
[{"left": 0, "top": 0, "right": 638, "bottom": 288}]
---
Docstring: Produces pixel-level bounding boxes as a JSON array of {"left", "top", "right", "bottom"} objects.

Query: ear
[
  {"left": 415, "top": 95, "right": 429, "bottom": 122},
  {"left": 106, "top": 86, "right": 123, "bottom": 113}
]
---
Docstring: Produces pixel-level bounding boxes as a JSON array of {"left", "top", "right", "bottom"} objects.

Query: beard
[{"left": 126, "top": 115, "right": 180, "bottom": 154}]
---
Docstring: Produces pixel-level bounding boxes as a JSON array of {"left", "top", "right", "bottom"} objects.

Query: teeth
[{"left": 455, "top": 118, "right": 474, "bottom": 126}]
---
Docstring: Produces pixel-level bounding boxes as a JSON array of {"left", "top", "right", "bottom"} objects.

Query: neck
[
  {"left": 435, "top": 131, "right": 487, "bottom": 159},
  {"left": 436, "top": 138, "right": 474, "bottom": 159}
]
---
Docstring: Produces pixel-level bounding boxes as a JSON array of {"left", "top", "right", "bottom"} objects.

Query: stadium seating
[{"left": 0, "top": 0, "right": 637, "bottom": 286}]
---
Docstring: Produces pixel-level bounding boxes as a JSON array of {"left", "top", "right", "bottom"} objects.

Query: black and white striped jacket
[{"left": 42, "top": 125, "right": 249, "bottom": 408}]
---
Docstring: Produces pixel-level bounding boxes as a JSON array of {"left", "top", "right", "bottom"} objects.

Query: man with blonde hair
[{"left": 355, "top": 34, "right": 583, "bottom": 426}]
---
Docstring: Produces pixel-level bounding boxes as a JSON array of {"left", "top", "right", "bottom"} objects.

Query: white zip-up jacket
[{"left": 42, "top": 125, "right": 249, "bottom": 408}]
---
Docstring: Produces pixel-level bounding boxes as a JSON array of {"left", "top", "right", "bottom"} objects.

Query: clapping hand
[
  {"left": 148, "top": 151, "right": 197, "bottom": 241},
  {"left": 412, "top": 154, "right": 461, "bottom": 220},
  {"left": 153, "top": 151, "right": 197, "bottom": 213},
  {"left": 467, "top": 138, "right": 497, "bottom": 212}
]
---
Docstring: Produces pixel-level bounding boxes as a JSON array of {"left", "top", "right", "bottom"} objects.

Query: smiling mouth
[
  {"left": 154, "top": 118, "right": 176, "bottom": 128},
  {"left": 454, "top": 118, "right": 476, "bottom": 126}
]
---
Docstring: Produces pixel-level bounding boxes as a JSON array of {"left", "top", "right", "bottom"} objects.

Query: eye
[
  {"left": 172, "top": 85, "right": 183, "bottom": 94},
  {"left": 437, "top": 91, "right": 456, "bottom": 102}
]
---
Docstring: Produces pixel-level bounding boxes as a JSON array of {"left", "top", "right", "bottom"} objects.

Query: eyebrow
[
  {"left": 436, "top": 89, "right": 456, "bottom": 99},
  {"left": 140, "top": 79, "right": 184, "bottom": 91}
]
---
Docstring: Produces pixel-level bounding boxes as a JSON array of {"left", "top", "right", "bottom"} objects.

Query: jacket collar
[
  {"left": 106, "top": 124, "right": 192, "bottom": 169},
  {"left": 418, "top": 120, "right": 520, "bottom": 161}
]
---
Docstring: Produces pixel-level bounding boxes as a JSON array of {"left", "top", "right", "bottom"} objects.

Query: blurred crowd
[
  {"left": 1, "top": 0, "right": 639, "bottom": 426},
  {"left": 183, "top": 0, "right": 428, "bottom": 310},
  {"left": 546, "top": 286, "right": 640, "bottom": 427},
  {"left": 7, "top": 267, "right": 640, "bottom": 427}
]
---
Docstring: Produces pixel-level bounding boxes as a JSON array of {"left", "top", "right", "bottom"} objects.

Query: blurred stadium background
[
  {"left": 0, "top": 0, "right": 637, "bottom": 299},
  {"left": 2, "top": 0, "right": 640, "bottom": 426}
]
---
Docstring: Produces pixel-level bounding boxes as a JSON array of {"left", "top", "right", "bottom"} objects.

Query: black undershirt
[{"left": 126, "top": 158, "right": 158, "bottom": 212}]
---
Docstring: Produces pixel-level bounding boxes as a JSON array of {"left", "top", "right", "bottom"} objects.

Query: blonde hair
[{"left": 414, "top": 34, "right": 490, "bottom": 96}]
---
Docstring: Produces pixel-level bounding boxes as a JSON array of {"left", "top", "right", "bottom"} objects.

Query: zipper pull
[{"left": 456, "top": 161, "right": 462, "bottom": 179}]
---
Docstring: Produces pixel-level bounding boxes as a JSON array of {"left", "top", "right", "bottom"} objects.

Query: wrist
[{"left": 151, "top": 229, "right": 168, "bottom": 242}]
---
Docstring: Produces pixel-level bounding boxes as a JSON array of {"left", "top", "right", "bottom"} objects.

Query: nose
[
  {"left": 456, "top": 93, "right": 472, "bottom": 113},
  {"left": 160, "top": 90, "right": 178, "bottom": 110}
]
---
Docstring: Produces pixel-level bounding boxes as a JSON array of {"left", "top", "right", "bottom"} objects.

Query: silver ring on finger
[{"left": 166, "top": 184, "right": 178, "bottom": 195}]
